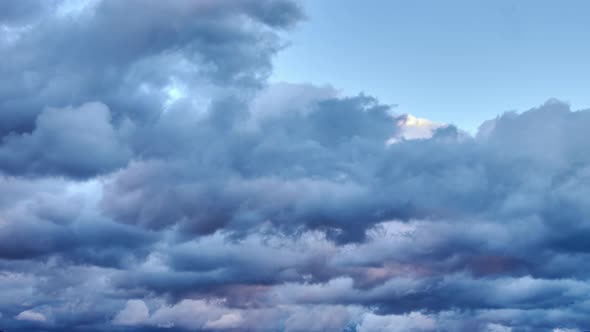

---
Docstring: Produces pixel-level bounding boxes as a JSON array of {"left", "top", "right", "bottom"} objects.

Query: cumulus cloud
[
  {"left": 0, "top": 0, "right": 302, "bottom": 135},
  {"left": 357, "top": 312, "right": 435, "bottom": 332},
  {"left": 388, "top": 113, "right": 445, "bottom": 143},
  {"left": 204, "top": 313, "right": 244, "bottom": 330},
  {"left": 2, "top": 0, "right": 590, "bottom": 332},
  {"left": 15, "top": 310, "right": 46, "bottom": 322},
  {"left": 113, "top": 300, "right": 150, "bottom": 326},
  {"left": 0, "top": 102, "right": 131, "bottom": 178}
]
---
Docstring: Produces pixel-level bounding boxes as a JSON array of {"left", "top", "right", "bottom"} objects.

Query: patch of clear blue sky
[{"left": 271, "top": 0, "right": 590, "bottom": 132}]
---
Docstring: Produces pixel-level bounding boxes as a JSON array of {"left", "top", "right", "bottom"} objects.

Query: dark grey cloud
[{"left": 2, "top": 0, "right": 590, "bottom": 331}]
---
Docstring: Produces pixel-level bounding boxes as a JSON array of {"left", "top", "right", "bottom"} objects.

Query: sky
[
  {"left": 272, "top": 0, "right": 590, "bottom": 131},
  {"left": 2, "top": 1, "right": 590, "bottom": 332}
]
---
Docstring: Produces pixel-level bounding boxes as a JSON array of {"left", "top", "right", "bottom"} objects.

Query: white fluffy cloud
[
  {"left": 15, "top": 310, "right": 47, "bottom": 322},
  {"left": 112, "top": 299, "right": 150, "bottom": 326},
  {"left": 357, "top": 312, "right": 436, "bottom": 332}
]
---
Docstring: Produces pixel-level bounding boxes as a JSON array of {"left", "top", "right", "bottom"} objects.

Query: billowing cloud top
[{"left": 1, "top": 1, "right": 590, "bottom": 332}]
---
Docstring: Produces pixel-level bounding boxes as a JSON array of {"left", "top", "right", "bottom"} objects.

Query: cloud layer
[{"left": 1, "top": 1, "right": 590, "bottom": 332}]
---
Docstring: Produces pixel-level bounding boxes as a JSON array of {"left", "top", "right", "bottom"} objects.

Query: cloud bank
[{"left": 1, "top": 1, "right": 590, "bottom": 331}]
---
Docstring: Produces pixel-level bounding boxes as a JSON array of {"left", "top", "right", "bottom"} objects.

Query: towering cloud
[{"left": 1, "top": 1, "right": 590, "bottom": 332}]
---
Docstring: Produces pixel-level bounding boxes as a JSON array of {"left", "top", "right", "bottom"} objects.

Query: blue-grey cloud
[
  {"left": 2, "top": 0, "right": 590, "bottom": 331},
  {"left": 0, "top": 102, "right": 131, "bottom": 178},
  {"left": 0, "top": 0, "right": 301, "bottom": 151}
]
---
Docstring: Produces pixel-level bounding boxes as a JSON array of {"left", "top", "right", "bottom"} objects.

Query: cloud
[
  {"left": 357, "top": 312, "right": 436, "bottom": 332},
  {"left": 0, "top": 0, "right": 53, "bottom": 24},
  {"left": 388, "top": 113, "right": 446, "bottom": 144},
  {"left": 101, "top": 93, "right": 399, "bottom": 242},
  {"left": 15, "top": 310, "right": 46, "bottom": 322},
  {"left": 283, "top": 306, "right": 351, "bottom": 332},
  {"left": 2, "top": 0, "right": 590, "bottom": 331},
  {"left": 5, "top": 96, "right": 590, "bottom": 331},
  {"left": 0, "top": 102, "right": 131, "bottom": 178},
  {"left": 0, "top": 0, "right": 301, "bottom": 136},
  {"left": 204, "top": 313, "right": 244, "bottom": 330},
  {"left": 485, "top": 323, "right": 513, "bottom": 332},
  {"left": 112, "top": 300, "right": 149, "bottom": 326},
  {"left": 111, "top": 298, "right": 353, "bottom": 332}
]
